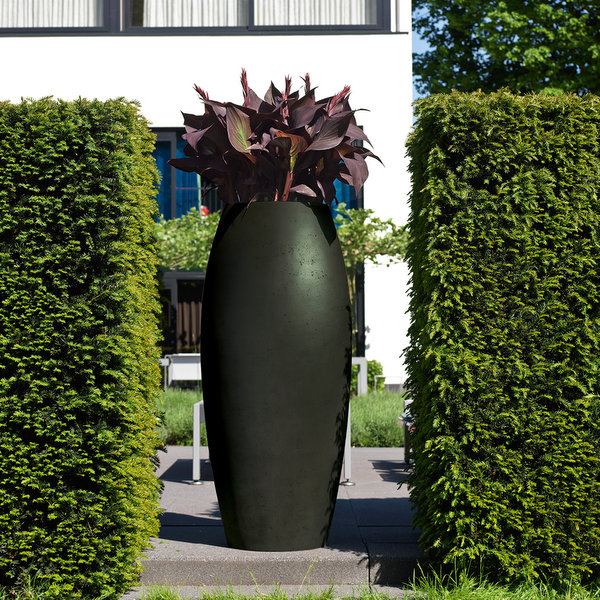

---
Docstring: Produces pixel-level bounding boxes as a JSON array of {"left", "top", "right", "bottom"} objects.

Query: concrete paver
[{"left": 122, "top": 446, "right": 424, "bottom": 598}]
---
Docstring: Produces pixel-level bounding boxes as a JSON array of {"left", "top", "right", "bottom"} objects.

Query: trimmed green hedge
[
  {"left": 0, "top": 98, "right": 162, "bottom": 598},
  {"left": 406, "top": 91, "right": 600, "bottom": 585}
]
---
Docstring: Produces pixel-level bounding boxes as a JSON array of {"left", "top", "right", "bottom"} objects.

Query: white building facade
[{"left": 0, "top": 0, "right": 412, "bottom": 383}]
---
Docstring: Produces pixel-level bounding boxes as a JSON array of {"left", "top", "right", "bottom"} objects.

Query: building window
[
  {"left": 130, "top": 0, "right": 248, "bottom": 27},
  {"left": 0, "top": 0, "right": 104, "bottom": 28},
  {"left": 154, "top": 130, "right": 220, "bottom": 220},
  {"left": 1, "top": 0, "right": 400, "bottom": 34},
  {"left": 253, "top": 0, "right": 377, "bottom": 27},
  {"left": 128, "top": 0, "right": 384, "bottom": 31}
]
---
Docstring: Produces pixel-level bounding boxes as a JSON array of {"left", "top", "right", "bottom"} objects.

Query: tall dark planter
[{"left": 201, "top": 201, "right": 352, "bottom": 551}]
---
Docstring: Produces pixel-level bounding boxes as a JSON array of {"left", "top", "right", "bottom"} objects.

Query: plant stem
[{"left": 282, "top": 170, "right": 293, "bottom": 202}]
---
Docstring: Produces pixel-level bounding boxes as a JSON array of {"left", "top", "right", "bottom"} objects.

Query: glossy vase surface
[{"left": 200, "top": 201, "right": 352, "bottom": 551}]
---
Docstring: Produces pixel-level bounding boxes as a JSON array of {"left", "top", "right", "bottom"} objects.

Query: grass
[
  {"left": 409, "top": 570, "right": 600, "bottom": 600},
  {"left": 157, "top": 387, "right": 205, "bottom": 445},
  {"left": 138, "top": 586, "right": 379, "bottom": 600},
  {"left": 157, "top": 389, "right": 406, "bottom": 447},
  {"left": 350, "top": 391, "right": 405, "bottom": 447},
  {"left": 1, "top": 579, "right": 599, "bottom": 600},
  {"left": 131, "top": 574, "right": 600, "bottom": 600},
  {"left": 2, "top": 567, "right": 598, "bottom": 599}
]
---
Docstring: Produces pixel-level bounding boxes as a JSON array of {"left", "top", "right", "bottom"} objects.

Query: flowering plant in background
[{"left": 168, "top": 69, "right": 380, "bottom": 205}]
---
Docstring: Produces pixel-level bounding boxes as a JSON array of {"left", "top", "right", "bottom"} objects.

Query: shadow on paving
[
  {"left": 370, "top": 459, "right": 410, "bottom": 484},
  {"left": 160, "top": 458, "right": 214, "bottom": 481},
  {"left": 157, "top": 496, "right": 416, "bottom": 545},
  {"left": 160, "top": 457, "right": 411, "bottom": 485}
]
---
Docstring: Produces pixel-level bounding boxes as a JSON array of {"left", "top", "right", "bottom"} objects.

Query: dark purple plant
[{"left": 168, "top": 69, "right": 381, "bottom": 205}]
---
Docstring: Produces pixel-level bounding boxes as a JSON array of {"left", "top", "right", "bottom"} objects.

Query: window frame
[
  {"left": 154, "top": 128, "right": 221, "bottom": 219},
  {"left": 125, "top": 0, "right": 389, "bottom": 35},
  {"left": 0, "top": 0, "right": 392, "bottom": 35},
  {"left": 0, "top": 0, "right": 120, "bottom": 35},
  {"left": 247, "top": 0, "right": 388, "bottom": 34},
  {"left": 154, "top": 129, "right": 179, "bottom": 221}
]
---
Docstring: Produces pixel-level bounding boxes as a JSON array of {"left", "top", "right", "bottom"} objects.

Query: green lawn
[
  {"left": 2, "top": 571, "right": 598, "bottom": 600},
  {"left": 134, "top": 574, "right": 600, "bottom": 600},
  {"left": 135, "top": 578, "right": 600, "bottom": 600},
  {"left": 157, "top": 387, "right": 205, "bottom": 445},
  {"left": 157, "top": 388, "right": 406, "bottom": 447},
  {"left": 350, "top": 391, "right": 405, "bottom": 447}
]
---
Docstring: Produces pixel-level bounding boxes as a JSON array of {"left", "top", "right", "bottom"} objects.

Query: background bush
[
  {"left": 405, "top": 91, "right": 600, "bottom": 585},
  {"left": 155, "top": 205, "right": 408, "bottom": 357},
  {"left": 0, "top": 98, "right": 162, "bottom": 598},
  {"left": 350, "top": 358, "right": 386, "bottom": 395}
]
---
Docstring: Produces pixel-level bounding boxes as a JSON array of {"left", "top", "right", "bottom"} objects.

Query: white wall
[{"left": 0, "top": 29, "right": 412, "bottom": 382}]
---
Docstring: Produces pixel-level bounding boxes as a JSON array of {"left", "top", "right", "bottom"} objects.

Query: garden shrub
[
  {"left": 405, "top": 91, "right": 600, "bottom": 585},
  {"left": 0, "top": 98, "right": 162, "bottom": 598}
]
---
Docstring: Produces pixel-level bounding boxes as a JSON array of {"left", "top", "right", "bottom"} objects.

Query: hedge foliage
[
  {"left": 405, "top": 91, "right": 600, "bottom": 585},
  {"left": 0, "top": 98, "right": 162, "bottom": 598}
]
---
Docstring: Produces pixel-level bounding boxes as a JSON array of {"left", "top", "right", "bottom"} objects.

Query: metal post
[
  {"left": 192, "top": 401, "right": 205, "bottom": 484},
  {"left": 340, "top": 404, "right": 355, "bottom": 486},
  {"left": 352, "top": 357, "right": 368, "bottom": 395},
  {"left": 159, "top": 357, "right": 170, "bottom": 391},
  {"left": 342, "top": 356, "right": 369, "bottom": 487},
  {"left": 374, "top": 374, "right": 386, "bottom": 391}
]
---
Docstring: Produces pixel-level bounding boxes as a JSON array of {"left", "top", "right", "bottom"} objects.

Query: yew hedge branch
[
  {"left": 0, "top": 98, "right": 162, "bottom": 599},
  {"left": 406, "top": 91, "right": 600, "bottom": 586}
]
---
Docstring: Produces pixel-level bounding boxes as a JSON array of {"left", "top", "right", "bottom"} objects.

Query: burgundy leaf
[
  {"left": 306, "top": 113, "right": 325, "bottom": 139},
  {"left": 264, "top": 81, "right": 282, "bottom": 105},
  {"left": 306, "top": 113, "right": 354, "bottom": 152},
  {"left": 290, "top": 184, "right": 317, "bottom": 197},
  {"left": 266, "top": 135, "right": 292, "bottom": 158},
  {"left": 337, "top": 142, "right": 358, "bottom": 157},
  {"left": 289, "top": 102, "right": 325, "bottom": 129},
  {"left": 358, "top": 148, "right": 384, "bottom": 164},
  {"left": 246, "top": 141, "right": 267, "bottom": 151},
  {"left": 201, "top": 99, "right": 227, "bottom": 118},
  {"left": 274, "top": 130, "right": 308, "bottom": 170},
  {"left": 293, "top": 149, "right": 321, "bottom": 172},
  {"left": 338, "top": 172, "right": 354, "bottom": 186},
  {"left": 226, "top": 103, "right": 252, "bottom": 153},
  {"left": 182, "top": 112, "right": 208, "bottom": 131},
  {"left": 183, "top": 125, "right": 213, "bottom": 152},
  {"left": 245, "top": 88, "right": 265, "bottom": 111},
  {"left": 167, "top": 157, "right": 198, "bottom": 172},
  {"left": 346, "top": 123, "right": 371, "bottom": 145},
  {"left": 341, "top": 152, "right": 369, "bottom": 194},
  {"left": 318, "top": 179, "right": 337, "bottom": 205},
  {"left": 288, "top": 89, "right": 315, "bottom": 113},
  {"left": 250, "top": 132, "right": 273, "bottom": 149}
]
